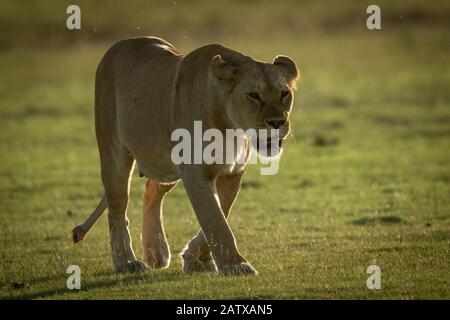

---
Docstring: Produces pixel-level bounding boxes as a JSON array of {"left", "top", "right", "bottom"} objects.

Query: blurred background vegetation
[
  {"left": 0, "top": 0, "right": 449, "bottom": 299},
  {"left": 0, "top": 0, "right": 449, "bottom": 47},
  {"left": 1, "top": 0, "right": 449, "bottom": 113}
]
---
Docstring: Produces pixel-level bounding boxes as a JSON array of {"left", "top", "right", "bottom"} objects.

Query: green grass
[{"left": 0, "top": 1, "right": 449, "bottom": 299}]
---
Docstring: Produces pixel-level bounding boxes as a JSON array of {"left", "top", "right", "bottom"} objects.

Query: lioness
[{"left": 72, "top": 37, "right": 299, "bottom": 275}]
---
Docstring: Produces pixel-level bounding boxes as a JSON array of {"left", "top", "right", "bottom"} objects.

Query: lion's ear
[
  {"left": 273, "top": 55, "right": 299, "bottom": 89},
  {"left": 210, "top": 55, "right": 237, "bottom": 83}
]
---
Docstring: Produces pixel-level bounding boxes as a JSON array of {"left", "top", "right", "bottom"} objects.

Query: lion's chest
[{"left": 220, "top": 140, "right": 250, "bottom": 175}]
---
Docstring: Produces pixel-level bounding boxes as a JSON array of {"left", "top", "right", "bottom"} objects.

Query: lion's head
[{"left": 209, "top": 52, "right": 299, "bottom": 157}]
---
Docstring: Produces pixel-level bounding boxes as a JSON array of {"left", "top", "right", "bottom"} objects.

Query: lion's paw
[
  {"left": 182, "top": 255, "right": 218, "bottom": 273},
  {"left": 114, "top": 259, "right": 147, "bottom": 273},
  {"left": 220, "top": 262, "right": 258, "bottom": 276},
  {"left": 144, "top": 245, "right": 171, "bottom": 269}
]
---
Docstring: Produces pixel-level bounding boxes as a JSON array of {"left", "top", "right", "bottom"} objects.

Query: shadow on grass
[
  {"left": 10, "top": 269, "right": 184, "bottom": 300},
  {"left": 350, "top": 215, "right": 406, "bottom": 226},
  {"left": 241, "top": 180, "right": 262, "bottom": 189},
  {"left": 311, "top": 134, "right": 339, "bottom": 147},
  {"left": 294, "top": 179, "right": 314, "bottom": 189}
]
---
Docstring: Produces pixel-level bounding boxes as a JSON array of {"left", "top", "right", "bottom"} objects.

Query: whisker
[{"left": 288, "top": 127, "right": 297, "bottom": 145}]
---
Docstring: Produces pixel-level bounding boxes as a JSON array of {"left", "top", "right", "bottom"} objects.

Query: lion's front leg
[
  {"left": 182, "top": 173, "right": 245, "bottom": 273},
  {"left": 181, "top": 230, "right": 218, "bottom": 273},
  {"left": 182, "top": 170, "right": 257, "bottom": 276}
]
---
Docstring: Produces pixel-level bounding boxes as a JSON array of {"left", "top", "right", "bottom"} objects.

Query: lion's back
[
  {"left": 95, "top": 37, "right": 183, "bottom": 164},
  {"left": 96, "top": 36, "right": 181, "bottom": 88},
  {"left": 95, "top": 36, "right": 182, "bottom": 120}
]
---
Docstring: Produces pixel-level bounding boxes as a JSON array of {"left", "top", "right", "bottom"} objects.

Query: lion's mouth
[
  {"left": 265, "top": 137, "right": 283, "bottom": 148},
  {"left": 255, "top": 137, "right": 284, "bottom": 158}
]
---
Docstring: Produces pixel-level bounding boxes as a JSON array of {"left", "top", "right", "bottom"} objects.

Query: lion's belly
[
  {"left": 119, "top": 114, "right": 181, "bottom": 183},
  {"left": 135, "top": 157, "right": 181, "bottom": 183}
]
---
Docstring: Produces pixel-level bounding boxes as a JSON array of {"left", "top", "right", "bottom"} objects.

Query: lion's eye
[
  {"left": 281, "top": 90, "right": 290, "bottom": 99},
  {"left": 247, "top": 92, "right": 261, "bottom": 101}
]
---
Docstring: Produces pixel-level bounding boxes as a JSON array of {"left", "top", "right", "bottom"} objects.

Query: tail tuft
[{"left": 72, "top": 225, "right": 86, "bottom": 243}]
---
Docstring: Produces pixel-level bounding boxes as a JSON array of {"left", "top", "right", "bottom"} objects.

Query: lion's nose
[{"left": 265, "top": 118, "right": 286, "bottom": 129}]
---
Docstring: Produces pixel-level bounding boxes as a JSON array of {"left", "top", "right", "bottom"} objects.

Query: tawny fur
[{"left": 72, "top": 36, "right": 299, "bottom": 275}]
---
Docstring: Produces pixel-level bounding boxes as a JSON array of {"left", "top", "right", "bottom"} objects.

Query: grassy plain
[{"left": 0, "top": 0, "right": 449, "bottom": 299}]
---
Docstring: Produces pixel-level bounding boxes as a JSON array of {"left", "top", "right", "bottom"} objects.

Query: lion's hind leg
[
  {"left": 142, "top": 180, "right": 177, "bottom": 268},
  {"left": 100, "top": 145, "right": 145, "bottom": 273}
]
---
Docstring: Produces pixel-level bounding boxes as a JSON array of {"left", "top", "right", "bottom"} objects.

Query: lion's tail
[{"left": 72, "top": 195, "right": 108, "bottom": 243}]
